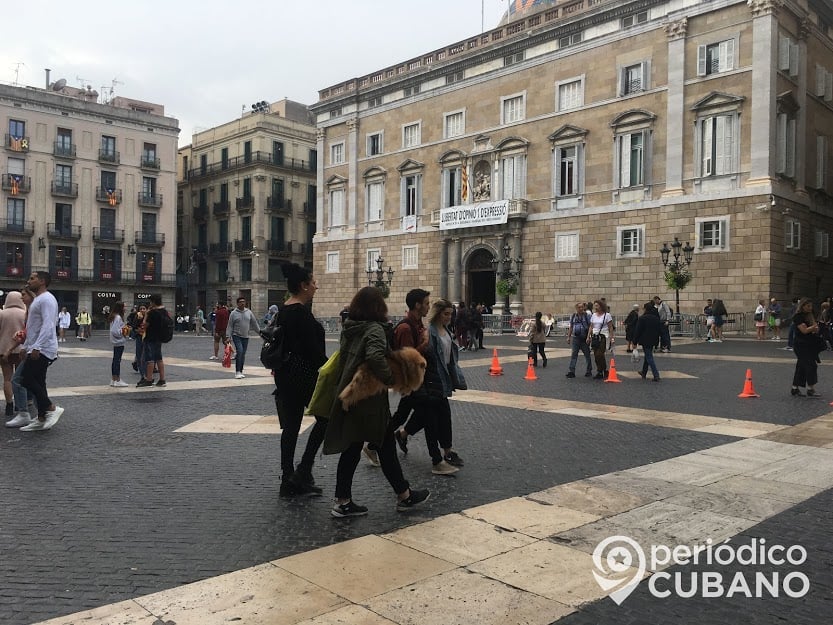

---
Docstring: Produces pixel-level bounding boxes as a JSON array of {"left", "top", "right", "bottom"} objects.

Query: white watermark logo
[{"left": 592, "top": 536, "right": 810, "bottom": 605}]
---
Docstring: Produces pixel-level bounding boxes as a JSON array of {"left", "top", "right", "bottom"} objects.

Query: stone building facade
[
  {"left": 310, "top": 0, "right": 833, "bottom": 319},
  {"left": 0, "top": 80, "right": 179, "bottom": 325},
  {"left": 176, "top": 99, "right": 317, "bottom": 317}
]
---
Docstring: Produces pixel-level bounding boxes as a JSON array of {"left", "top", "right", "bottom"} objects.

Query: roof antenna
[{"left": 12, "top": 62, "right": 25, "bottom": 86}]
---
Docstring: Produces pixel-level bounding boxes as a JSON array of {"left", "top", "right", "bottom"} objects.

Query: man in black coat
[{"left": 633, "top": 302, "right": 662, "bottom": 381}]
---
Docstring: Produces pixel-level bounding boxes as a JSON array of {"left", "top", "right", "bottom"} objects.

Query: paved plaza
[{"left": 1, "top": 331, "right": 832, "bottom": 624}]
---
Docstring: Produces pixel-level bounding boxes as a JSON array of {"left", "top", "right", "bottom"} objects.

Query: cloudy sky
[{"left": 2, "top": 0, "right": 510, "bottom": 145}]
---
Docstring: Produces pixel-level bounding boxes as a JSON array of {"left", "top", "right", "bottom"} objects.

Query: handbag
[
  {"left": 590, "top": 332, "right": 603, "bottom": 350},
  {"left": 222, "top": 343, "right": 232, "bottom": 368},
  {"left": 306, "top": 351, "right": 341, "bottom": 416},
  {"left": 754, "top": 311, "right": 763, "bottom": 322}
]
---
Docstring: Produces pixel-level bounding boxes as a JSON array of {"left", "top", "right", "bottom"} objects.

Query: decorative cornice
[
  {"left": 748, "top": 0, "right": 783, "bottom": 17},
  {"left": 665, "top": 17, "right": 688, "bottom": 40},
  {"left": 316, "top": 128, "right": 326, "bottom": 141},
  {"left": 797, "top": 17, "right": 812, "bottom": 41},
  {"left": 346, "top": 117, "right": 359, "bottom": 132}
]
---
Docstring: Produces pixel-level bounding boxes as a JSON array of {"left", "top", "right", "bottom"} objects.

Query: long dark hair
[
  {"left": 535, "top": 311, "right": 543, "bottom": 333},
  {"left": 348, "top": 286, "right": 388, "bottom": 322},
  {"left": 108, "top": 301, "right": 125, "bottom": 324},
  {"left": 282, "top": 263, "right": 313, "bottom": 295}
]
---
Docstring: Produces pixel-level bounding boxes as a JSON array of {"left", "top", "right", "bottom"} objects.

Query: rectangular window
[
  {"left": 403, "top": 84, "right": 420, "bottom": 97},
  {"left": 241, "top": 215, "right": 252, "bottom": 242},
  {"left": 618, "top": 132, "right": 645, "bottom": 188},
  {"left": 8, "top": 119, "right": 25, "bottom": 139},
  {"left": 330, "top": 142, "right": 344, "bottom": 165},
  {"left": 100, "top": 208, "right": 116, "bottom": 239},
  {"left": 242, "top": 177, "right": 251, "bottom": 200},
  {"left": 142, "top": 142, "right": 157, "bottom": 163},
  {"left": 6, "top": 243, "right": 26, "bottom": 276},
  {"left": 98, "top": 249, "right": 117, "bottom": 279},
  {"left": 557, "top": 79, "right": 583, "bottom": 111},
  {"left": 272, "top": 178, "right": 285, "bottom": 207},
  {"left": 141, "top": 176, "right": 156, "bottom": 200},
  {"left": 270, "top": 216, "right": 285, "bottom": 242},
  {"left": 240, "top": 258, "right": 252, "bottom": 282},
  {"left": 501, "top": 95, "right": 525, "bottom": 124},
  {"left": 367, "top": 132, "right": 383, "bottom": 156},
  {"left": 618, "top": 226, "right": 644, "bottom": 257},
  {"left": 402, "top": 245, "right": 418, "bottom": 269},
  {"left": 243, "top": 141, "right": 252, "bottom": 163},
  {"left": 698, "top": 40, "right": 735, "bottom": 76},
  {"left": 56, "top": 128, "right": 72, "bottom": 150},
  {"left": 140, "top": 252, "right": 158, "bottom": 280},
  {"left": 273, "top": 141, "right": 284, "bottom": 166},
  {"left": 556, "top": 146, "right": 578, "bottom": 196},
  {"left": 621, "top": 63, "right": 646, "bottom": 95},
  {"left": 622, "top": 11, "right": 648, "bottom": 28},
  {"left": 815, "top": 231, "right": 829, "bottom": 258},
  {"left": 555, "top": 232, "right": 579, "bottom": 260},
  {"left": 6, "top": 198, "right": 24, "bottom": 229},
  {"left": 218, "top": 260, "right": 229, "bottom": 282},
  {"left": 403, "top": 123, "right": 421, "bottom": 148},
  {"left": 504, "top": 52, "right": 524, "bottom": 67},
  {"left": 220, "top": 182, "right": 229, "bottom": 204},
  {"left": 219, "top": 220, "right": 229, "bottom": 245},
  {"left": 221, "top": 147, "right": 229, "bottom": 169},
  {"left": 56, "top": 164, "right": 73, "bottom": 186},
  {"left": 367, "top": 182, "right": 383, "bottom": 222},
  {"left": 330, "top": 189, "right": 345, "bottom": 226},
  {"left": 500, "top": 155, "right": 526, "bottom": 200},
  {"left": 776, "top": 113, "right": 796, "bottom": 177},
  {"left": 326, "top": 251, "right": 340, "bottom": 273},
  {"left": 403, "top": 175, "right": 420, "bottom": 216},
  {"left": 697, "top": 218, "right": 729, "bottom": 249},
  {"left": 55, "top": 203, "right": 72, "bottom": 235},
  {"left": 366, "top": 248, "right": 381, "bottom": 273},
  {"left": 446, "top": 71, "right": 464, "bottom": 85},
  {"left": 700, "top": 115, "right": 735, "bottom": 176},
  {"left": 54, "top": 246, "right": 73, "bottom": 276},
  {"left": 444, "top": 111, "right": 465, "bottom": 138},
  {"left": 141, "top": 213, "right": 157, "bottom": 241},
  {"left": 8, "top": 157, "right": 24, "bottom": 176},
  {"left": 559, "top": 32, "right": 582, "bottom": 48},
  {"left": 785, "top": 219, "right": 801, "bottom": 250},
  {"left": 443, "top": 167, "right": 462, "bottom": 207},
  {"left": 816, "top": 136, "right": 828, "bottom": 189}
]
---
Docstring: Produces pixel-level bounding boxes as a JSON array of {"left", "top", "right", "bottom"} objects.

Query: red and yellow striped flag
[{"left": 461, "top": 166, "right": 469, "bottom": 202}]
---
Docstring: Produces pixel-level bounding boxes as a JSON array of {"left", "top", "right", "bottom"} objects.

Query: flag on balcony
[
  {"left": 9, "top": 136, "right": 27, "bottom": 151},
  {"left": 107, "top": 189, "right": 117, "bottom": 206},
  {"left": 461, "top": 166, "right": 469, "bottom": 202},
  {"left": 10, "top": 175, "right": 19, "bottom": 195}
]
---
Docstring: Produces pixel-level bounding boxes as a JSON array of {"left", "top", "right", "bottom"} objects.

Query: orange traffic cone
[
  {"left": 605, "top": 358, "right": 622, "bottom": 383},
  {"left": 738, "top": 369, "right": 760, "bottom": 398},
  {"left": 489, "top": 348, "right": 504, "bottom": 376},
  {"left": 524, "top": 357, "right": 538, "bottom": 381}
]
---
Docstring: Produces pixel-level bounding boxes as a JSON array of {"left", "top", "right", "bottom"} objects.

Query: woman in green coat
[{"left": 324, "top": 286, "right": 430, "bottom": 517}]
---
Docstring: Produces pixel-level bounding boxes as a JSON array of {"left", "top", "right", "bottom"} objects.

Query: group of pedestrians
[{"left": 1, "top": 272, "right": 64, "bottom": 431}]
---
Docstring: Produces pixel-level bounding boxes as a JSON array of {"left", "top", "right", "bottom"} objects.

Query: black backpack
[
  {"left": 260, "top": 318, "right": 287, "bottom": 369},
  {"left": 160, "top": 311, "right": 174, "bottom": 343}
]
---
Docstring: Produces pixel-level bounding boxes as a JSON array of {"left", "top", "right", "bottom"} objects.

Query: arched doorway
[{"left": 467, "top": 248, "right": 495, "bottom": 307}]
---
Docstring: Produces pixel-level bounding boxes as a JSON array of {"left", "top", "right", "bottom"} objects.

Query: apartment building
[
  {"left": 310, "top": 0, "right": 833, "bottom": 317},
  {"left": 0, "top": 80, "right": 179, "bottom": 325},
  {"left": 176, "top": 99, "right": 317, "bottom": 317}
]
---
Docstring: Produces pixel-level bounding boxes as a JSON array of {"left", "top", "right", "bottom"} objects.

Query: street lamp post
[
  {"left": 660, "top": 236, "right": 694, "bottom": 316},
  {"left": 490, "top": 242, "right": 523, "bottom": 314},
  {"left": 367, "top": 256, "right": 394, "bottom": 298}
]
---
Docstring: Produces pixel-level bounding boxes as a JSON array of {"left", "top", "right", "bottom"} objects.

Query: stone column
[
  {"left": 492, "top": 234, "right": 506, "bottom": 315},
  {"left": 795, "top": 17, "right": 810, "bottom": 195},
  {"left": 663, "top": 18, "right": 687, "bottom": 197},
  {"left": 440, "top": 238, "right": 449, "bottom": 297},
  {"left": 346, "top": 117, "right": 359, "bottom": 229},
  {"left": 315, "top": 128, "right": 325, "bottom": 233},
  {"left": 748, "top": 0, "right": 783, "bottom": 186},
  {"left": 509, "top": 232, "right": 523, "bottom": 316},
  {"left": 451, "top": 238, "right": 462, "bottom": 304}
]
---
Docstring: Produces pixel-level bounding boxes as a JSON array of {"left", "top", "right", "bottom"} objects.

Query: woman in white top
[
  {"left": 57, "top": 307, "right": 71, "bottom": 343},
  {"left": 108, "top": 302, "right": 129, "bottom": 387},
  {"left": 586, "top": 300, "right": 615, "bottom": 379},
  {"left": 755, "top": 299, "right": 767, "bottom": 341}
]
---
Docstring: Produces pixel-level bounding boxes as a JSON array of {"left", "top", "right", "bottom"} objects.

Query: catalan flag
[
  {"left": 461, "top": 166, "right": 469, "bottom": 202},
  {"left": 107, "top": 189, "right": 117, "bottom": 206},
  {"left": 10, "top": 175, "right": 19, "bottom": 195}
]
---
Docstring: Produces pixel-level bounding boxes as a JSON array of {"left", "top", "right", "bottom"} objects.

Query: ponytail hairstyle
[{"left": 535, "top": 311, "right": 543, "bottom": 333}]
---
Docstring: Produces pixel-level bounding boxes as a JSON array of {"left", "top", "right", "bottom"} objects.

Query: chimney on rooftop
[{"left": 45, "top": 68, "right": 51, "bottom": 90}]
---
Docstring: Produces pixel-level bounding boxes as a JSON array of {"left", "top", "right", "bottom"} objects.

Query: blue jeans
[
  {"left": 641, "top": 346, "right": 659, "bottom": 379},
  {"left": 112, "top": 345, "right": 125, "bottom": 377},
  {"left": 232, "top": 335, "right": 249, "bottom": 372},
  {"left": 659, "top": 323, "right": 671, "bottom": 350},
  {"left": 569, "top": 336, "right": 592, "bottom": 374},
  {"left": 12, "top": 357, "right": 31, "bottom": 412}
]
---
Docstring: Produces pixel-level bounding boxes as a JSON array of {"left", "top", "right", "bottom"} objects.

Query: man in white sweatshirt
[
  {"left": 20, "top": 271, "right": 64, "bottom": 431},
  {"left": 226, "top": 296, "right": 260, "bottom": 379}
]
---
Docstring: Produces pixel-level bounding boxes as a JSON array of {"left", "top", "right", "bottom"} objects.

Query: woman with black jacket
[
  {"left": 273, "top": 263, "right": 328, "bottom": 497},
  {"left": 634, "top": 302, "right": 662, "bottom": 382}
]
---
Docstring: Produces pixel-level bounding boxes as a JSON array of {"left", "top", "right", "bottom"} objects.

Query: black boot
[
  {"left": 5, "top": 402, "right": 14, "bottom": 417},
  {"left": 288, "top": 468, "right": 323, "bottom": 496}
]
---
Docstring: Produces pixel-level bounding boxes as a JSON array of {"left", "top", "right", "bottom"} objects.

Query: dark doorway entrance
[{"left": 467, "top": 248, "right": 495, "bottom": 307}]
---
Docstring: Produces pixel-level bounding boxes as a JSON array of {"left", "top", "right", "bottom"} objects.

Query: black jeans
[
  {"left": 395, "top": 394, "right": 448, "bottom": 465},
  {"left": 531, "top": 343, "right": 547, "bottom": 366},
  {"left": 792, "top": 342, "right": 819, "bottom": 388},
  {"left": 20, "top": 355, "right": 55, "bottom": 418},
  {"left": 335, "top": 418, "right": 409, "bottom": 500},
  {"left": 274, "top": 385, "right": 326, "bottom": 479}
]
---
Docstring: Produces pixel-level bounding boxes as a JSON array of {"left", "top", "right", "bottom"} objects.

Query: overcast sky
[{"left": 2, "top": 0, "right": 510, "bottom": 145}]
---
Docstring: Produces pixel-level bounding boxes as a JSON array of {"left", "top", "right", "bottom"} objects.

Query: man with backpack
[
  {"left": 653, "top": 296, "right": 673, "bottom": 352},
  {"left": 565, "top": 301, "right": 593, "bottom": 378},
  {"left": 136, "top": 294, "right": 171, "bottom": 387}
]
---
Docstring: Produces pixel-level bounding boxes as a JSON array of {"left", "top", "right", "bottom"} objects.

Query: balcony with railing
[
  {"left": 266, "top": 239, "right": 292, "bottom": 256},
  {"left": 4, "top": 134, "right": 29, "bottom": 152},
  {"left": 213, "top": 201, "right": 230, "bottom": 216},
  {"left": 95, "top": 187, "right": 123, "bottom": 205},
  {"left": 266, "top": 196, "right": 291, "bottom": 214},
  {"left": 209, "top": 242, "right": 233, "bottom": 256},
  {"left": 47, "top": 223, "right": 82, "bottom": 240},
  {"left": 193, "top": 204, "right": 209, "bottom": 221},
  {"left": 0, "top": 219, "right": 34, "bottom": 236},
  {"left": 51, "top": 180, "right": 79, "bottom": 198},
  {"left": 233, "top": 239, "right": 255, "bottom": 255},
  {"left": 302, "top": 201, "right": 316, "bottom": 216},
  {"left": 236, "top": 196, "right": 254, "bottom": 211},
  {"left": 135, "top": 231, "right": 165, "bottom": 247},
  {"left": 301, "top": 243, "right": 313, "bottom": 258},
  {"left": 138, "top": 192, "right": 163, "bottom": 208},
  {"left": 53, "top": 142, "right": 76, "bottom": 159},
  {"left": 140, "top": 156, "right": 161, "bottom": 170},
  {"left": 98, "top": 149, "right": 120, "bottom": 165},
  {"left": 187, "top": 151, "right": 314, "bottom": 180},
  {"left": 92, "top": 227, "right": 125, "bottom": 243},
  {"left": 1, "top": 174, "right": 31, "bottom": 194}
]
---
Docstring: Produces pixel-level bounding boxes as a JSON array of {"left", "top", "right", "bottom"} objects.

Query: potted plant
[
  {"left": 496, "top": 277, "right": 518, "bottom": 298},
  {"left": 664, "top": 267, "right": 692, "bottom": 291}
]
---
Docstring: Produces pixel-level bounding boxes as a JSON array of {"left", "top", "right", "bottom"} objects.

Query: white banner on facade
[
  {"left": 402, "top": 214, "right": 418, "bottom": 233},
  {"left": 439, "top": 200, "right": 509, "bottom": 231}
]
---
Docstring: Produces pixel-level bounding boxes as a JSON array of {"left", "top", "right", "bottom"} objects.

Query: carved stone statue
[{"left": 473, "top": 161, "right": 491, "bottom": 201}]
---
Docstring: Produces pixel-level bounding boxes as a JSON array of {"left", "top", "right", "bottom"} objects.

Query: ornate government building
[{"left": 310, "top": 0, "right": 833, "bottom": 317}]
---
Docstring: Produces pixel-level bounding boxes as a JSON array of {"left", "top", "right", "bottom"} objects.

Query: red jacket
[{"left": 214, "top": 307, "right": 230, "bottom": 333}]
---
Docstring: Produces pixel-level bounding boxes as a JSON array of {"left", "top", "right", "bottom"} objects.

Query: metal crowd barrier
[{"left": 692, "top": 312, "right": 749, "bottom": 338}]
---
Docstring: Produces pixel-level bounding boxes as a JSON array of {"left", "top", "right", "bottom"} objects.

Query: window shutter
[
  {"left": 817, "top": 136, "right": 828, "bottom": 189},
  {"left": 789, "top": 42, "right": 799, "bottom": 76},
  {"left": 817, "top": 65, "right": 827, "bottom": 97},
  {"left": 697, "top": 45, "right": 707, "bottom": 76},
  {"left": 826, "top": 72, "right": 833, "bottom": 101},
  {"left": 786, "top": 118, "right": 797, "bottom": 178},
  {"left": 722, "top": 39, "right": 735, "bottom": 72},
  {"left": 619, "top": 67, "right": 626, "bottom": 96},
  {"left": 641, "top": 61, "right": 650, "bottom": 90},
  {"left": 720, "top": 218, "right": 729, "bottom": 248},
  {"left": 516, "top": 155, "right": 527, "bottom": 198},
  {"left": 778, "top": 35, "right": 790, "bottom": 71},
  {"left": 416, "top": 174, "right": 423, "bottom": 216},
  {"left": 620, "top": 135, "right": 631, "bottom": 187},
  {"left": 702, "top": 118, "right": 714, "bottom": 176},
  {"left": 776, "top": 114, "right": 787, "bottom": 174}
]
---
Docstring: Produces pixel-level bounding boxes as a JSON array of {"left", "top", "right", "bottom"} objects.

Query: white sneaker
[
  {"left": 5, "top": 413, "right": 32, "bottom": 428},
  {"left": 431, "top": 460, "right": 460, "bottom": 475},
  {"left": 108, "top": 381, "right": 115, "bottom": 387},
  {"left": 235, "top": 372, "right": 245, "bottom": 379},
  {"left": 20, "top": 418, "right": 46, "bottom": 432},
  {"left": 209, "top": 356, "right": 218, "bottom": 360},
  {"left": 112, "top": 380, "right": 129, "bottom": 387},
  {"left": 42, "top": 406, "right": 64, "bottom": 430}
]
